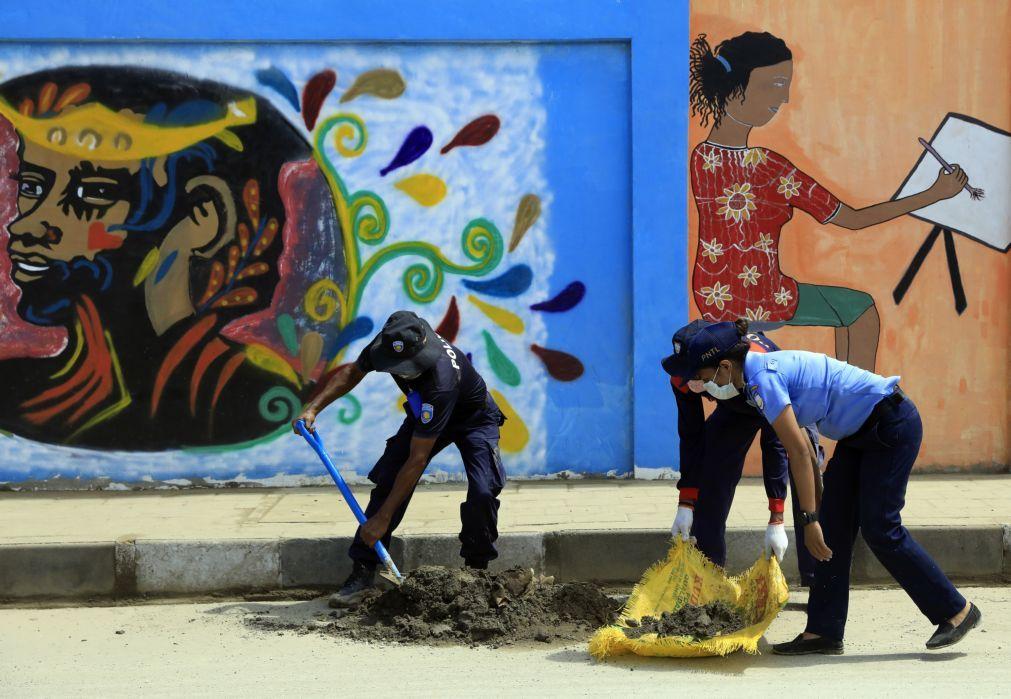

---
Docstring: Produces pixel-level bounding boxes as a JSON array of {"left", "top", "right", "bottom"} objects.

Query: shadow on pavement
[{"left": 546, "top": 640, "right": 967, "bottom": 673}]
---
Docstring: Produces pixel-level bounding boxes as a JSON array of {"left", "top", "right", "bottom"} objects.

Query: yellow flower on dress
[
  {"left": 699, "top": 282, "right": 733, "bottom": 311},
  {"left": 715, "top": 183, "right": 757, "bottom": 223},
  {"left": 774, "top": 286, "right": 794, "bottom": 306},
  {"left": 778, "top": 175, "right": 801, "bottom": 199},
  {"left": 701, "top": 239, "right": 725, "bottom": 263},
  {"left": 746, "top": 306, "right": 771, "bottom": 322},
  {"left": 702, "top": 150, "right": 723, "bottom": 172},
  {"left": 754, "top": 232, "right": 774, "bottom": 252},
  {"left": 737, "top": 265, "right": 761, "bottom": 287},
  {"left": 741, "top": 148, "right": 768, "bottom": 168}
]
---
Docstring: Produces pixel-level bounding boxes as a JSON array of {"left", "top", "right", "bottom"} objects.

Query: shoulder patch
[
  {"left": 765, "top": 357, "right": 779, "bottom": 371},
  {"left": 420, "top": 403, "right": 435, "bottom": 424}
]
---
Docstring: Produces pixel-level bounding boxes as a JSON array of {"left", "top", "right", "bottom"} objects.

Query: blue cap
[{"left": 661, "top": 320, "right": 740, "bottom": 379}]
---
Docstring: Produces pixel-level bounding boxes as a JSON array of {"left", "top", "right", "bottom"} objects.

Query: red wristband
[
  {"left": 679, "top": 487, "right": 699, "bottom": 504},
  {"left": 768, "top": 497, "right": 786, "bottom": 514}
]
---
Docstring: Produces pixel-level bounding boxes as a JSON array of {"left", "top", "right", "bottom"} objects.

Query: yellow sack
[{"left": 589, "top": 540, "right": 789, "bottom": 659}]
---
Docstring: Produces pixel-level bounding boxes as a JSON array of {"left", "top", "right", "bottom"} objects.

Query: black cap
[
  {"left": 661, "top": 320, "right": 740, "bottom": 379},
  {"left": 366, "top": 311, "right": 443, "bottom": 376}
]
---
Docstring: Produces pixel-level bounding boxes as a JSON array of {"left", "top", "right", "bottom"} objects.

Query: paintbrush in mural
[{"left": 918, "top": 137, "right": 985, "bottom": 200}]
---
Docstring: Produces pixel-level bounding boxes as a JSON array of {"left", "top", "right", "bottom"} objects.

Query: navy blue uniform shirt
[
  {"left": 356, "top": 335, "right": 498, "bottom": 438},
  {"left": 672, "top": 332, "right": 780, "bottom": 494}
]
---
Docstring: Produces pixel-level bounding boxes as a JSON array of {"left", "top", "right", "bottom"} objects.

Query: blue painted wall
[{"left": 0, "top": 0, "right": 687, "bottom": 487}]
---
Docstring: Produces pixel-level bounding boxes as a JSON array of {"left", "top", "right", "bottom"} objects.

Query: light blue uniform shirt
[{"left": 744, "top": 350, "right": 900, "bottom": 441}]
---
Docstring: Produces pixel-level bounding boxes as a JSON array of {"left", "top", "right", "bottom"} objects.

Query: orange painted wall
[{"left": 689, "top": 0, "right": 1010, "bottom": 472}]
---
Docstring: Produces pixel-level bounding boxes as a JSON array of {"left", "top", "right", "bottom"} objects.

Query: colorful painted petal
[
  {"left": 491, "top": 389, "right": 529, "bottom": 453},
  {"left": 302, "top": 69, "right": 337, "bottom": 131},
  {"left": 482, "top": 331, "right": 520, "bottom": 386},
  {"left": 325, "top": 316, "right": 375, "bottom": 360},
  {"left": 255, "top": 66, "right": 301, "bottom": 112},
  {"left": 245, "top": 343, "right": 300, "bottom": 387},
  {"left": 154, "top": 250, "right": 178, "bottom": 283},
  {"left": 253, "top": 218, "right": 279, "bottom": 257},
  {"left": 214, "top": 129, "right": 243, "bottom": 152},
  {"left": 441, "top": 114, "right": 500, "bottom": 154},
  {"left": 211, "top": 287, "right": 259, "bottom": 309},
  {"left": 394, "top": 173, "right": 447, "bottom": 206},
  {"left": 509, "top": 194, "right": 541, "bottom": 252},
  {"left": 531, "top": 344, "right": 584, "bottom": 382},
  {"left": 435, "top": 296, "right": 460, "bottom": 343},
  {"left": 380, "top": 126, "right": 433, "bottom": 177},
  {"left": 530, "top": 281, "right": 586, "bottom": 313},
  {"left": 276, "top": 313, "right": 299, "bottom": 355},
  {"left": 340, "top": 68, "right": 406, "bottom": 104},
  {"left": 299, "top": 331, "right": 325, "bottom": 383},
  {"left": 243, "top": 180, "right": 260, "bottom": 228},
  {"left": 132, "top": 247, "right": 160, "bottom": 287},
  {"left": 462, "top": 264, "right": 532, "bottom": 298},
  {"left": 199, "top": 261, "right": 226, "bottom": 305},
  {"left": 468, "top": 295, "right": 524, "bottom": 334}
]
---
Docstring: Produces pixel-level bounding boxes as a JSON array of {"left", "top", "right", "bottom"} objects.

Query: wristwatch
[{"left": 799, "top": 511, "right": 819, "bottom": 525}]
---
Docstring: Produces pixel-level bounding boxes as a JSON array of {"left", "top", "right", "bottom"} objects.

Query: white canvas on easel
[
  {"left": 891, "top": 114, "right": 1009, "bottom": 315},
  {"left": 895, "top": 113, "right": 1010, "bottom": 252}
]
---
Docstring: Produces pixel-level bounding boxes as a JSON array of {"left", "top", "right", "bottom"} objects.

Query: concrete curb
[{"left": 1, "top": 525, "right": 1008, "bottom": 601}]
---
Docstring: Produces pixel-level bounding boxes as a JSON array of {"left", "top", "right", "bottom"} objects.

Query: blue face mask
[{"left": 704, "top": 363, "right": 740, "bottom": 400}]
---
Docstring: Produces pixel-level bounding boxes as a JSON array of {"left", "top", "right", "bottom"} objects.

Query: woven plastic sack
[{"left": 589, "top": 539, "right": 789, "bottom": 659}]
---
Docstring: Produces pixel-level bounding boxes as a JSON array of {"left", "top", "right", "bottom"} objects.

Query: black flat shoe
[
  {"left": 926, "top": 603, "right": 981, "bottom": 649},
  {"left": 772, "top": 633, "right": 844, "bottom": 655}
]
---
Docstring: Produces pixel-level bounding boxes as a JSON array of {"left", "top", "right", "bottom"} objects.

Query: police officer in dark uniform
[
  {"left": 662, "top": 320, "right": 821, "bottom": 584},
  {"left": 295, "top": 310, "right": 506, "bottom": 604}
]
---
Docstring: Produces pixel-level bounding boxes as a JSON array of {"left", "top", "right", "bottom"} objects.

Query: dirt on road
[
  {"left": 246, "top": 565, "right": 620, "bottom": 646},
  {"left": 623, "top": 601, "right": 745, "bottom": 640}
]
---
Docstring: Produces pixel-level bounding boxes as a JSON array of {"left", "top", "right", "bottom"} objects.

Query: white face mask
[{"left": 704, "top": 363, "right": 740, "bottom": 400}]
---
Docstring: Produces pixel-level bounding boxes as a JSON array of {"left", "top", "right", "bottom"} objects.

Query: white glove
[
  {"left": 671, "top": 506, "right": 694, "bottom": 541},
  {"left": 764, "top": 522, "right": 789, "bottom": 560}
]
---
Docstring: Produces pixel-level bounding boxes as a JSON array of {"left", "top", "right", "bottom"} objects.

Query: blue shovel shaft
[{"left": 295, "top": 420, "right": 403, "bottom": 582}]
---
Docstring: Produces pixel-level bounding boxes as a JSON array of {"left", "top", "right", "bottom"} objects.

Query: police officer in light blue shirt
[{"left": 672, "top": 318, "right": 981, "bottom": 655}]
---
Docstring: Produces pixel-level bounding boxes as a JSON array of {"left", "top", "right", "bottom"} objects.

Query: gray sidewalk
[{"left": 2, "top": 476, "right": 1009, "bottom": 601}]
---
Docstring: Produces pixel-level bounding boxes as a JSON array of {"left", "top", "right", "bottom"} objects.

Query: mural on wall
[
  {"left": 687, "top": 29, "right": 1007, "bottom": 373},
  {"left": 0, "top": 44, "right": 628, "bottom": 487},
  {"left": 689, "top": 0, "right": 1009, "bottom": 473}
]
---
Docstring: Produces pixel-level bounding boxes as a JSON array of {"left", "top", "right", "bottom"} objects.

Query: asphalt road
[{"left": 2, "top": 587, "right": 1008, "bottom": 697}]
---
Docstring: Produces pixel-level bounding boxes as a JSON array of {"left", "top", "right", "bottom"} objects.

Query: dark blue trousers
[
  {"left": 806, "top": 397, "right": 965, "bottom": 640},
  {"left": 691, "top": 401, "right": 819, "bottom": 585},
  {"left": 349, "top": 414, "right": 505, "bottom": 566}
]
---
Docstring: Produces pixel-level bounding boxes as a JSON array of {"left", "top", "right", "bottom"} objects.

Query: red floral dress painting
[{"left": 690, "top": 142, "right": 841, "bottom": 323}]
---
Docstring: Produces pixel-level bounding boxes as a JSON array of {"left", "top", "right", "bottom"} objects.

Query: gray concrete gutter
[{"left": 1, "top": 525, "right": 1009, "bottom": 602}]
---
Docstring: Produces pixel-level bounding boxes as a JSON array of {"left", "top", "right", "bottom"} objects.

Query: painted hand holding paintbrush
[{"left": 919, "top": 137, "right": 984, "bottom": 201}]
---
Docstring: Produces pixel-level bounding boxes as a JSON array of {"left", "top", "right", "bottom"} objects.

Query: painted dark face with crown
[{"left": 1, "top": 83, "right": 257, "bottom": 331}]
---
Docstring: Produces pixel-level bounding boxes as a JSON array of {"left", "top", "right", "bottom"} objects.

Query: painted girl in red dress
[{"left": 688, "top": 32, "right": 967, "bottom": 369}]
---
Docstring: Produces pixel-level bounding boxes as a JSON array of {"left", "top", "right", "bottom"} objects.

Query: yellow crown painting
[{"left": 0, "top": 96, "right": 257, "bottom": 160}]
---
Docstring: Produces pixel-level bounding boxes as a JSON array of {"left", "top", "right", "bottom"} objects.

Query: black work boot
[
  {"left": 772, "top": 633, "right": 844, "bottom": 655},
  {"left": 926, "top": 603, "right": 981, "bottom": 650},
  {"left": 329, "top": 561, "right": 377, "bottom": 608}
]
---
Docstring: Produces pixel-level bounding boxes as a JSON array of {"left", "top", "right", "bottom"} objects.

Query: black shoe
[
  {"left": 926, "top": 603, "right": 981, "bottom": 649},
  {"left": 329, "top": 562, "right": 377, "bottom": 608},
  {"left": 464, "top": 559, "right": 489, "bottom": 570},
  {"left": 772, "top": 633, "right": 844, "bottom": 655}
]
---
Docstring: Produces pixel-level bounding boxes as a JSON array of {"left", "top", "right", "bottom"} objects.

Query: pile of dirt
[
  {"left": 622, "top": 601, "right": 745, "bottom": 640},
  {"left": 246, "top": 565, "right": 619, "bottom": 646}
]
